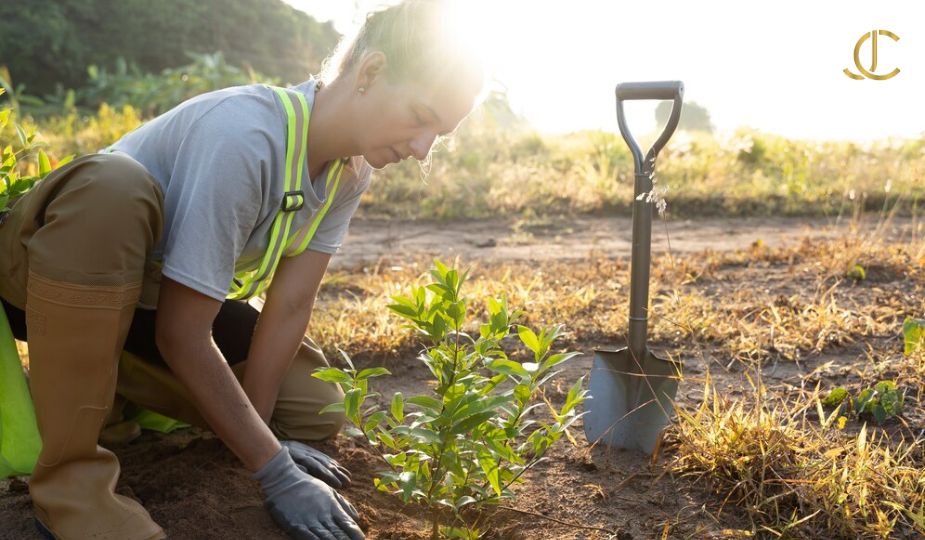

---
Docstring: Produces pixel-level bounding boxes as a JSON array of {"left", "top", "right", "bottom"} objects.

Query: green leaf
[
  {"left": 56, "top": 154, "right": 74, "bottom": 168},
  {"left": 377, "top": 428, "right": 398, "bottom": 450},
  {"left": 312, "top": 367, "right": 352, "bottom": 384},
  {"left": 344, "top": 425, "right": 364, "bottom": 438},
  {"left": 364, "top": 411, "right": 388, "bottom": 434},
  {"left": 478, "top": 451, "right": 502, "bottom": 496},
  {"left": 874, "top": 380, "right": 896, "bottom": 394},
  {"left": 854, "top": 388, "right": 875, "bottom": 415},
  {"left": 823, "top": 387, "right": 849, "bottom": 407},
  {"left": 344, "top": 388, "right": 364, "bottom": 422},
  {"left": 561, "top": 376, "right": 587, "bottom": 416},
  {"left": 38, "top": 150, "right": 51, "bottom": 177},
  {"left": 433, "top": 258, "right": 450, "bottom": 279},
  {"left": 903, "top": 318, "right": 925, "bottom": 355},
  {"left": 357, "top": 367, "right": 391, "bottom": 380},
  {"left": 15, "top": 124, "right": 26, "bottom": 146},
  {"left": 877, "top": 382, "right": 903, "bottom": 416},
  {"left": 871, "top": 403, "right": 887, "bottom": 424},
  {"left": 514, "top": 383, "right": 531, "bottom": 406},
  {"left": 446, "top": 300, "right": 466, "bottom": 328},
  {"left": 392, "top": 426, "right": 441, "bottom": 445},
  {"left": 487, "top": 359, "right": 529, "bottom": 378},
  {"left": 517, "top": 325, "right": 540, "bottom": 356},
  {"left": 387, "top": 302, "right": 419, "bottom": 320},
  {"left": 449, "top": 411, "right": 497, "bottom": 435},
  {"left": 391, "top": 392, "right": 404, "bottom": 422},
  {"left": 454, "top": 496, "right": 477, "bottom": 511},
  {"left": 407, "top": 395, "right": 442, "bottom": 413},
  {"left": 318, "top": 402, "right": 345, "bottom": 415},
  {"left": 540, "top": 351, "right": 581, "bottom": 375},
  {"left": 398, "top": 471, "right": 416, "bottom": 502}
]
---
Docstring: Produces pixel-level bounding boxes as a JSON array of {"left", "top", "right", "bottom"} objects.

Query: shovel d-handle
[
  {"left": 615, "top": 81, "right": 684, "bottom": 357},
  {"left": 616, "top": 81, "right": 684, "bottom": 178}
]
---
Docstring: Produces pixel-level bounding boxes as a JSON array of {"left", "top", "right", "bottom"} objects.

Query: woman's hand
[
  {"left": 280, "top": 440, "right": 352, "bottom": 488},
  {"left": 254, "top": 446, "right": 364, "bottom": 540}
]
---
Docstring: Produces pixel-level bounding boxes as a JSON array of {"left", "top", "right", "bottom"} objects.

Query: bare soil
[{"left": 1, "top": 215, "right": 919, "bottom": 539}]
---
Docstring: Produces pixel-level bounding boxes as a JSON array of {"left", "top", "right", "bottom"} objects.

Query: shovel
[{"left": 584, "top": 81, "right": 684, "bottom": 455}]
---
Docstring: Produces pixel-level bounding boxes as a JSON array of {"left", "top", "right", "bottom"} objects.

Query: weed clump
[{"left": 668, "top": 373, "right": 925, "bottom": 538}]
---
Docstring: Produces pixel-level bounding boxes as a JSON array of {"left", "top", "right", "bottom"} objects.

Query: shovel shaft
[
  {"left": 628, "top": 172, "right": 653, "bottom": 356},
  {"left": 616, "top": 81, "right": 684, "bottom": 358}
]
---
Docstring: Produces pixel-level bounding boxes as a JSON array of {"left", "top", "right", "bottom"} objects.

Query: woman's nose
[{"left": 409, "top": 132, "right": 437, "bottom": 160}]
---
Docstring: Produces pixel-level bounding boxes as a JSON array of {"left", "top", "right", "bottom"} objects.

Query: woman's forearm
[
  {"left": 159, "top": 335, "right": 281, "bottom": 472},
  {"left": 241, "top": 299, "right": 314, "bottom": 423}
]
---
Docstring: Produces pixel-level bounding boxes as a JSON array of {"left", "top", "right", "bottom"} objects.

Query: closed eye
[{"left": 411, "top": 107, "right": 426, "bottom": 127}]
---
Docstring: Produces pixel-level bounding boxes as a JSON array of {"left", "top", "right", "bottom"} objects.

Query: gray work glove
[
  {"left": 254, "top": 446, "right": 365, "bottom": 540},
  {"left": 281, "top": 440, "right": 352, "bottom": 489}
]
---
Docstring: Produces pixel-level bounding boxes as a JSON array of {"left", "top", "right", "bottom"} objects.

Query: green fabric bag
[
  {"left": 123, "top": 404, "right": 190, "bottom": 434},
  {"left": 0, "top": 306, "right": 41, "bottom": 478}
]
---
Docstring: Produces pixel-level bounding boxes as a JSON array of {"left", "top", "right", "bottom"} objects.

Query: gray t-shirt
[{"left": 106, "top": 79, "right": 371, "bottom": 307}]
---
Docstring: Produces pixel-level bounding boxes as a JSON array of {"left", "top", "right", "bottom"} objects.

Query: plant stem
[{"left": 426, "top": 317, "right": 463, "bottom": 503}]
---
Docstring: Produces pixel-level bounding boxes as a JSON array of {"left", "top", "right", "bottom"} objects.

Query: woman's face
[{"left": 354, "top": 73, "right": 482, "bottom": 169}]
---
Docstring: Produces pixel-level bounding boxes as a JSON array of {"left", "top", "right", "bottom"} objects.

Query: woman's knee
[
  {"left": 26, "top": 153, "right": 164, "bottom": 284},
  {"left": 270, "top": 340, "right": 347, "bottom": 441}
]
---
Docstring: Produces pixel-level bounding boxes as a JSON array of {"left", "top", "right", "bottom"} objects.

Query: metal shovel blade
[{"left": 584, "top": 347, "right": 680, "bottom": 454}]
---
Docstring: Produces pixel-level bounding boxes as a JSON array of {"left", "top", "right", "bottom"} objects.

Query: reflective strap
[
  {"left": 227, "top": 87, "right": 309, "bottom": 300},
  {"left": 282, "top": 158, "right": 346, "bottom": 258},
  {"left": 242, "top": 159, "right": 346, "bottom": 299}
]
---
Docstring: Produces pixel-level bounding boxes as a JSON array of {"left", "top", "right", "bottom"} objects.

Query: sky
[{"left": 283, "top": 1, "right": 925, "bottom": 143}]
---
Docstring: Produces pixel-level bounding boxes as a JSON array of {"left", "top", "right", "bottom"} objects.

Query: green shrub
[
  {"left": 313, "top": 259, "right": 587, "bottom": 538},
  {"left": 0, "top": 89, "right": 73, "bottom": 213}
]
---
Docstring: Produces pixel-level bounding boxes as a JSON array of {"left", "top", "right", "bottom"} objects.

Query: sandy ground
[
  {"left": 333, "top": 215, "right": 918, "bottom": 269},
  {"left": 1, "top": 215, "right": 920, "bottom": 539}
]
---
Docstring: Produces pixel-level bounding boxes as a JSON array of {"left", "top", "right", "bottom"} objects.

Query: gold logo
[{"left": 844, "top": 30, "right": 900, "bottom": 80}]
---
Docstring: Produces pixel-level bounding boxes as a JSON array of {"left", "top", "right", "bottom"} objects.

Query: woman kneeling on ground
[{"left": 0, "top": 1, "right": 485, "bottom": 538}]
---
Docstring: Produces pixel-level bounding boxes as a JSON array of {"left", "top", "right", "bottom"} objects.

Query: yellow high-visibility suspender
[{"left": 226, "top": 86, "right": 346, "bottom": 300}]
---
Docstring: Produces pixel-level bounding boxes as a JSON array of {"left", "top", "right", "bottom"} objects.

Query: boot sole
[
  {"left": 36, "top": 517, "right": 168, "bottom": 540},
  {"left": 34, "top": 518, "right": 54, "bottom": 540}
]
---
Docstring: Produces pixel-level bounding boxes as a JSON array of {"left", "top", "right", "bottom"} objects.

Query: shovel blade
[{"left": 583, "top": 347, "right": 680, "bottom": 454}]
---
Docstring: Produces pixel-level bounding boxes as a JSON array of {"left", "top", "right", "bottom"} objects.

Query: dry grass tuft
[
  {"left": 668, "top": 372, "right": 925, "bottom": 539},
  {"left": 312, "top": 233, "right": 924, "bottom": 367}
]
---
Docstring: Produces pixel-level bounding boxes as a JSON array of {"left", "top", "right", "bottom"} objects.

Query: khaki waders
[{"left": 0, "top": 151, "right": 346, "bottom": 540}]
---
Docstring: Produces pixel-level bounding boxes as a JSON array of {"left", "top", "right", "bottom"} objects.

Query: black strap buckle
[{"left": 281, "top": 190, "right": 305, "bottom": 212}]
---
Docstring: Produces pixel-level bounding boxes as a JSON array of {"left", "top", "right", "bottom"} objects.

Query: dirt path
[{"left": 333, "top": 214, "right": 918, "bottom": 270}]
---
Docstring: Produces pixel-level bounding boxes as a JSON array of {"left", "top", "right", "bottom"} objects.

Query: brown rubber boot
[
  {"left": 100, "top": 395, "right": 142, "bottom": 446},
  {"left": 26, "top": 272, "right": 165, "bottom": 540}
]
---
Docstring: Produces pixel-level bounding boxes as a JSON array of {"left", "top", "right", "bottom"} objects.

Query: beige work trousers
[{"left": 0, "top": 153, "right": 345, "bottom": 443}]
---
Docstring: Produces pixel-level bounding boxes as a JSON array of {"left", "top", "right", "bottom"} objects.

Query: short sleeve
[
  {"left": 158, "top": 101, "right": 269, "bottom": 301},
  {"left": 306, "top": 158, "right": 371, "bottom": 254}
]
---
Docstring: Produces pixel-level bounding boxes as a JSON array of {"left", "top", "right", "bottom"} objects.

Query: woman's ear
[{"left": 355, "top": 51, "right": 388, "bottom": 93}]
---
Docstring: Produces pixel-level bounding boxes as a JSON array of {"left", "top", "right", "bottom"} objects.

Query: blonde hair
[{"left": 319, "top": 0, "right": 485, "bottom": 92}]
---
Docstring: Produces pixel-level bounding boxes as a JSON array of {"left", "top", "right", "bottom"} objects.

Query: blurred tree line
[
  {"left": 656, "top": 100, "right": 714, "bottom": 133},
  {"left": 0, "top": 0, "right": 339, "bottom": 96}
]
